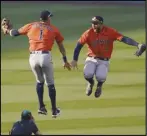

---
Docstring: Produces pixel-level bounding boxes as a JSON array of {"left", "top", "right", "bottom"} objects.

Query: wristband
[{"left": 63, "top": 56, "right": 67, "bottom": 63}]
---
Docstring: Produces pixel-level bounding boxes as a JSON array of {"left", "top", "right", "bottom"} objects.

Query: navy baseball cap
[
  {"left": 21, "top": 110, "right": 33, "bottom": 120},
  {"left": 91, "top": 16, "right": 104, "bottom": 24},
  {"left": 40, "top": 10, "right": 53, "bottom": 21}
]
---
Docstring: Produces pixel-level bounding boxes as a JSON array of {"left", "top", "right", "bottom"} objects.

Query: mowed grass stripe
[
  {"left": 1, "top": 126, "right": 145, "bottom": 135},
  {"left": 2, "top": 116, "right": 145, "bottom": 133},
  {"left": 2, "top": 85, "right": 144, "bottom": 103},
  {"left": 1, "top": 107, "right": 145, "bottom": 123},
  {"left": 42, "top": 126, "right": 145, "bottom": 135},
  {"left": 1, "top": 97, "right": 145, "bottom": 112},
  {"left": 1, "top": 71, "right": 145, "bottom": 85}
]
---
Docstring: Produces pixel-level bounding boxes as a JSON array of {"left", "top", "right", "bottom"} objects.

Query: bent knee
[
  {"left": 36, "top": 78, "right": 44, "bottom": 84},
  {"left": 84, "top": 72, "right": 94, "bottom": 79},
  {"left": 96, "top": 75, "right": 107, "bottom": 82},
  {"left": 45, "top": 79, "right": 54, "bottom": 86}
]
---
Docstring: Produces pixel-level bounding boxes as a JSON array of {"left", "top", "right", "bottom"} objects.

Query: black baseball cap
[
  {"left": 40, "top": 10, "right": 53, "bottom": 21},
  {"left": 91, "top": 16, "right": 104, "bottom": 24}
]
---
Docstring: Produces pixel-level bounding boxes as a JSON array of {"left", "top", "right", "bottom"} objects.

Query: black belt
[
  {"left": 30, "top": 51, "right": 49, "bottom": 54},
  {"left": 88, "top": 56, "right": 109, "bottom": 61}
]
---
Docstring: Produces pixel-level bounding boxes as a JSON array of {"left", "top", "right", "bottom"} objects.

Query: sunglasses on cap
[
  {"left": 91, "top": 16, "right": 103, "bottom": 25},
  {"left": 48, "top": 12, "right": 53, "bottom": 17}
]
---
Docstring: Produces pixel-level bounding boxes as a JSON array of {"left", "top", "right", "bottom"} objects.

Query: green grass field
[{"left": 1, "top": 2, "right": 146, "bottom": 135}]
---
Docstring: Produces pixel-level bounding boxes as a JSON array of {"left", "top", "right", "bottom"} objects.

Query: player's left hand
[
  {"left": 71, "top": 60, "right": 78, "bottom": 70},
  {"left": 135, "top": 44, "right": 146, "bottom": 57},
  {"left": 63, "top": 62, "right": 71, "bottom": 71}
]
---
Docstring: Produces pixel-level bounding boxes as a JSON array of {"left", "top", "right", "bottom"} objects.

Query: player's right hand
[
  {"left": 71, "top": 60, "right": 78, "bottom": 69},
  {"left": 63, "top": 62, "right": 71, "bottom": 71}
]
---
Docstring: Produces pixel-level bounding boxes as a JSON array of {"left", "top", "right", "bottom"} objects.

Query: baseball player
[
  {"left": 1, "top": 10, "right": 71, "bottom": 118},
  {"left": 71, "top": 16, "right": 146, "bottom": 98},
  {"left": 9, "top": 110, "right": 41, "bottom": 135}
]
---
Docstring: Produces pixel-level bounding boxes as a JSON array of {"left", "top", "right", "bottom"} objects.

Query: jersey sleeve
[
  {"left": 112, "top": 29, "right": 123, "bottom": 41},
  {"left": 31, "top": 121, "right": 39, "bottom": 134},
  {"left": 78, "top": 30, "right": 89, "bottom": 45},
  {"left": 54, "top": 27, "right": 64, "bottom": 43},
  {"left": 18, "top": 23, "right": 32, "bottom": 35},
  {"left": 9, "top": 121, "right": 19, "bottom": 134}
]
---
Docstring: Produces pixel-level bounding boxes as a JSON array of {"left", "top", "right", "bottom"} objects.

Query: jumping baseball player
[
  {"left": 71, "top": 16, "right": 146, "bottom": 98},
  {"left": 1, "top": 10, "right": 71, "bottom": 118}
]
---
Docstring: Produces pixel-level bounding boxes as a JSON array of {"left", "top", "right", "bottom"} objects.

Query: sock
[
  {"left": 36, "top": 82, "right": 44, "bottom": 108},
  {"left": 48, "top": 84, "right": 56, "bottom": 111},
  {"left": 97, "top": 81, "right": 104, "bottom": 88},
  {"left": 85, "top": 77, "right": 94, "bottom": 84}
]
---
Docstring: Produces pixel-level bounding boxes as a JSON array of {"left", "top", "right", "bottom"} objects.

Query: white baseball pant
[
  {"left": 29, "top": 51, "right": 54, "bottom": 86},
  {"left": 83, "top": 56, "right": 110, "bottom": 82}
]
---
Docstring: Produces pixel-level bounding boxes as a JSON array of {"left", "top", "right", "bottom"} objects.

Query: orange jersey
[
  {"left": 78, "top": 26, "right": 123, "bottom": 58},
  {"left": 18, "top": 22, "right": 64, "bottom": 51}
]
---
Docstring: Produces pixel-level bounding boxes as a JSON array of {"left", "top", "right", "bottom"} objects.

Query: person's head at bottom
[
  {"left": 9, "top": 110, "right": 41, "bottom": 135},
  {"left": 21, "top": 110, "right": 34, "bottom": 121}
]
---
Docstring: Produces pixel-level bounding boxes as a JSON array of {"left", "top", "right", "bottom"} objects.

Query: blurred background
[{"left": 1, "top": 1, "right": 145, "bottom": 135}]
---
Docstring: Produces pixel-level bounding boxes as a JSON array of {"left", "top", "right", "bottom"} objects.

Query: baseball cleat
[
  {"left": 86, "top": 80, "right": 94, "bottom": 96},
  {"left": 38, "top": 106, "right": 47, "bottom": 115},
  {"left": 95, "top": 87, "right": 102, "bottom": 98},
  {"left": 52, "top": 108, "right": 61, "bottom": 118}
]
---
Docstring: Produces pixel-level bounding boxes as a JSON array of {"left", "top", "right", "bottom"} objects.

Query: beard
[{"left": 93, "top": 27, "right": 101, "bottom": 33}]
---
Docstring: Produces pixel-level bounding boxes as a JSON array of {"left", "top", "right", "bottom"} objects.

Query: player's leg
[
  {"left": 95, "top": 60, "right": 109, "bottom": 98},
  {"left": 83, "top": 57, "right": 97, "bottom": 96},
  {"left": 29, "top": 54, "right": 47, "bottom": 114},
  {"left": 41, "top": 53, "right": 60, "bottom": 118}
]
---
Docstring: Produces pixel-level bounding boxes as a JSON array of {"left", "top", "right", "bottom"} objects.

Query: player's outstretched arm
[
  {"left": 120, "top": 36, "right": 146, "bottom": 56},
  {"left": 9, "top": 29, "right": 20, "bottom": 36},
  {"left": 56, "top": 41, "right": 71, "bottom": 71},
  {"left": 71, "top": 42, "right": 83, "bottom": 69},
  {"left": 121, "top": 36, "right": 139, "bottom": 46}
]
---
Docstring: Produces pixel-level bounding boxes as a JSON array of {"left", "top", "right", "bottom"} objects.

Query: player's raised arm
[
  {"left": 1, "top": 18, "right": 32, "bottom": 37},
  {"left": 113, "top": 30, "right": 146, "bottom": 56}
]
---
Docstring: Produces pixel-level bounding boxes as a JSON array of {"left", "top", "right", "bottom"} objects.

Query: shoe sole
[
  {"left": 86, "top": 90, "right": 92, "bottom": 96},
  {"left": 52, "top": 109, "right": 61, "bottom": 118},
  {"left": 52, "top": 113, "right": 60, "bottom": 118},
  {"left": 38, "top": 110, "right": 47, "bottom": 115}
]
